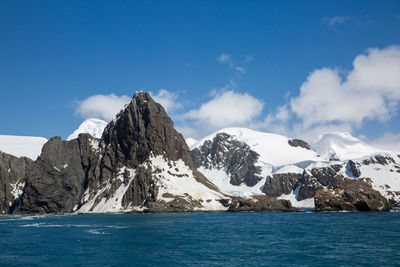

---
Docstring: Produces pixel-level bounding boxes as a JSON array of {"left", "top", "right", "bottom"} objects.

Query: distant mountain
[
  {"left": 312, "top": 132, "right": 382, "bottom": 161},
  {"left": 67, "top": 118, "right": 108, "bottom": 140},
  {"left": 190, "top": 128, "right": 320, "bottom": 206},
  {"left": 190, "top": 128, "right": 400, "bottom": 208},
  {"left": 0, "top": 135, "right": 47, "bottom": 160}
]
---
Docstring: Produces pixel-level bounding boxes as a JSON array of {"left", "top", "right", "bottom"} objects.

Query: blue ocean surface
[{"left": 0, "top": 211, "right": 399, "bottom": 266}]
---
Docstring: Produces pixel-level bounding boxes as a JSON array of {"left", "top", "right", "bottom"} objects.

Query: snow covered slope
[
  {"left": 67, "top": 118, "right": 108, "bottom": 140},
  {"left": 190, "top": 128, "right": 400, "bottom": 208},
  {"left": 192, "top": 127, "right": 320, "bottom": 166},
  {"left": 190, "top": 127, "right": 320, "bottom": 201},
  {"left": 185, "top": 138, "right": 197, "bottom": 147},
  {"left": 0, "top": 135, "right": 47, "bottom": 160},
  {"left": 313, "top": 132, "right": 382, "bottom": 161}
]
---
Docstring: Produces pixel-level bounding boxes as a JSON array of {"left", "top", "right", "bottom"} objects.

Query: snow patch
[
  {"left": 77, "top": 168, "right": 138, "bottom": 213},
  {"left": 185, "top": 138, "right": 198, "bottom": 147},
  {"left": 277, "top": 183, "right": 315, "bottom": 208},
  {"left": 147, "top": 155, "right": 228, "bottom": 211}
]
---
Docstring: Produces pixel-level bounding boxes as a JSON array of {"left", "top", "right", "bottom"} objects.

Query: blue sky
[{"left": 1, "top": 1, "right": 400, "bottom": 148}]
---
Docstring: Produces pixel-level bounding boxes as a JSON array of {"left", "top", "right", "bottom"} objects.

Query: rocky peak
[
  {"left": 101, "top": 91, "right": 193, "bottom": 170},
  {"left": 191, "top": 132, "right": 262, "bottom": 186},
  {"left": 288, "top": 139, "right": 313, "bottom": 150}
]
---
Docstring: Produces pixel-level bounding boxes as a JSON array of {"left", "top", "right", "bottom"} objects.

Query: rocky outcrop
[
  {"left": 314, "top": 178, "right": 391, "bottom": 211},
  {"left": 222, "top": 195, "right": 297, "bottom": 212},
  {"left": 0, "top": 152, "right": 32, "bottom": 214},
  {"left": 191, "top": 133, "right": 262, "bottom": 186},
  {"left": 262, "top": 173, "right": 302, "bottom": 197},
  {"left": 18, "top": 134, "right": 98, "bottom": 214},
  {"left": 288, "top": 139, "right": 313, "bottom": 150},
  {"left": 346, "top": 160, "right": 361, "bottom": 177},
  {"left": 262, "top": 165, "right": 345, "bottom": 201},
  {"left": 297, "top": 165, "right": 344, "bottom": 200}
]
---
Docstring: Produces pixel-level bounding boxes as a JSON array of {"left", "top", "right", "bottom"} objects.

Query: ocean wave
[{"left": 86, "top": 229, "right": 108, "bottom": 235}]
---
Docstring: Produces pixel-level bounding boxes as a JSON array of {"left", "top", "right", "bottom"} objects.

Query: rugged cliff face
[
  {"left": 0, "top": 152, "right": 32, "bottom": 214},
  {"left": 102, "top": 92, "right": 194, "bottom": 170},
  {"left": 18, "top": 134, "right": 98, "bottom": 213},
  {"left": 191, "top": 133, "right": 262, "bottom": 187}
]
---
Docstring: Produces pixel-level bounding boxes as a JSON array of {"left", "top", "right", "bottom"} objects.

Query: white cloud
[
  {"left": 364, "top": 132, "right": 400, "bottom": 152},
  {"left": 290, "top": 46, "right": 400, "bottom": 130},
  {"left": 234, "top": 66, "right": 245, "bottom": 73},
  {"left": 322, "top": 16, "right": 349, "bottom": 26},
  {"left": 150, "top": 89, "right": 181, "bottom": 113},
  {"left": 217, "top": 53, "right": 232, "bottom": 65},
  {"left": 75, "top": 94, "right": 131, "bottom": 121},
  {"left": 217, "top": 53, "right": 246, "bottom": 74},
  {"left": 181, "top": 90, "right": 263, "bottom": 137}
]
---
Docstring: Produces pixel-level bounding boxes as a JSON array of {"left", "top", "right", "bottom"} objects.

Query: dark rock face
[
  {"left": 288, "top": 139, "right": 313, "bottom": 150},
  {"left": 346, "top": 160, "right": 361, "bottom": 177},
  {"left": 102, "top": 92, "right": 193, "bottom": 171},
  {"left": 315, "top": 178, "right": 391, "bottom": 211},
  {"left": 191, "top": 133, "right": 262, "bottom": 186},
  {"left": 0, "top": 152, "right": 32, "bottom": 214},
  {"left": 263, "top": 173, "right": 302, "bottom": 197},
  {"left": 222, "top": 195, "right": 297, "bottom": 212},
  {"left": 18, "top": 135, "right": 98, "bottom": 214},
  {"left": 362, "top": 155, "right": 396, "bottom": 166},
  {"left": 262, "top": 165, "right": 344, "bottom": 201}
]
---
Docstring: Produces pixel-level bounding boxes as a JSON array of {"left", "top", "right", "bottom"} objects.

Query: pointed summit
[{"left": 101, "top": 91, "right": 193, "bottom": 170}]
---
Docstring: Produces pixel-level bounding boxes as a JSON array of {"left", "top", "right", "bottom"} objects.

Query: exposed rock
[
  {"left": 222, "top": 195, "right": 298, "bottom": 212},
  {"left": 191, "top": 133, "right": 262, "bottom": 186},
  {"left": 346, "top": 160, "right": 361, "bottom": 177},
  {"left": 362, "top": 155, "right": 396, "bottom": 166},
  {"left": 102, "top": 91, "right": 193, "bottom": 170},
  {"left": 263, "top": 173, "right": 302, "bottom": 197},
  {"left": 315, "top": 178, "right": 391, "bottom": 211},
  {"left": 261, "top": 164, "right": 345, "bottom": 202},
  {"left": 297, "top": 165, "right": 344, "bottom": 200},
  {"left": 0, "top": 152, "right": 32, "bottom": 214},
  {"left": 18, "top": 134, "right": 98, "bottom": 213},
  {"left": 288, "top": 139, "right": 312, "bottom": 150}
]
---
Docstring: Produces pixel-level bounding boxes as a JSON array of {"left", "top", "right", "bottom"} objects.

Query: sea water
[{"left": 0, "top": 211, "right": 399, "bottom": 266}]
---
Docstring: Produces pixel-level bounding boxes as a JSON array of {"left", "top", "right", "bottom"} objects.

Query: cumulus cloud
[
  {"left": 75, "top": 94, "right": 131, "bottom": 121},
  {"left": 181, "top": 90, "right": 263, "bottom": 136},
  {"left": 150, "top": 89, "right": 181, "bottom": 113},
  {"left": 322, "top": 16, "right": 349, "bottom": 26},
  {"left": 290, "top": 46, "right": 400, "bottom": 131}
]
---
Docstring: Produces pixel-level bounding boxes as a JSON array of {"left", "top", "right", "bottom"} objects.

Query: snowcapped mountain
[
  {"left": 313, "top": 132, "right": 382, "bottom": 161},
  {"left": 185, "top": 138, "right": 198, "bottom": 147},
  {"left": 67, "top": 118, "right": 108, "bottom": 140},
  {"left": 0, "top": 135, "right": 47, "bottom": 160},
  {"left": 190, "top": 127, "right": 320, "bottom": 201},
  {"left": 191, "top": 127, "right": 320, "bottom": 166},
  {"left": 190, "top": 128, "right": 400, "bottom": 208}
]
